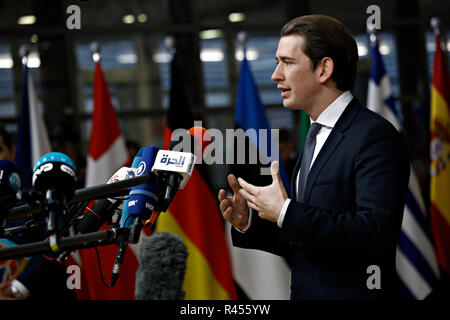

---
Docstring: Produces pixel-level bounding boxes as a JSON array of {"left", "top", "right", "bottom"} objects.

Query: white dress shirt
[
  {"left": 277, "top": 90, "right": 353, "bottom": 227},
  {"left": 236, "top": 90, "right": 354, "bottom": 233}
]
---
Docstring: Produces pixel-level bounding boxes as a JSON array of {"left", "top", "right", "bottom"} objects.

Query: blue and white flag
[
  {"left": 16, "top": 65, "right": 51, "bottom": 187},
  {"left": 234, "top": 57, "right": 290, "bottom": 190},
  {"left": 367, "top": 41, "right": 440, "bottom": 299}
]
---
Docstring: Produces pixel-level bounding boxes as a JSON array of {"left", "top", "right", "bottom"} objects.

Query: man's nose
[{"left": 271, "top": 64, "right": 283, "bottom": 82}]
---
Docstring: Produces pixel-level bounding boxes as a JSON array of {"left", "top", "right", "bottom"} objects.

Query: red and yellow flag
[{"left": 430, "top": 32, "right": 450, "bottom": 275}]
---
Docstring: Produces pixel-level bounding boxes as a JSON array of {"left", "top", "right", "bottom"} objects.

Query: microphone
[
  {"left": 76, "top": 167, "right": 138, "bottom": 234},
  {"left": 111, "top": 128, "right": 209, "bottom": 287},
  {"left": 32, "top": 152, "right": 76, "bottom": 252},
  {"left": 0, "top": 160, "right": 22, "bottom": 237},
  {"left": 0, "top": 160, "right": 22, "bottom": 195},
  {"left": 110, "top": 146, "right": 160, "bottom": 287},
  {"left": 0, "top": 160, "right": 22, "bottom": 204},
  {"left": 56, "top": 166, "right": 137, "bottom": 263},
  {"left": 120, "top": 148, "right": 144, "bottom": 228},
  {"left": 135, "top": 232, "right": 187, "bottom": 300},
  {"left": 126, "top": 146, "right": 160, "bottom": 223},
  {"left": 152, "top": 126, "right": 212, "bottom": 212},
  {"left": 151, "top": 149, "right": 195, "bottom": 213}
]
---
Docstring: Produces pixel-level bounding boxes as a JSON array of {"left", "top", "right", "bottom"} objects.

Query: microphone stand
[
  {"left": 4, "top": 172, "right": 158, "bottom": 222},
  {"left": 0, "top": 228, "right": 120, "bottom": 261}
]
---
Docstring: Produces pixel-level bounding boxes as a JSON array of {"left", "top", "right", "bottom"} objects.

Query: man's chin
[{"left": 282, "top": 101, "right": 300, "bottom": 110}]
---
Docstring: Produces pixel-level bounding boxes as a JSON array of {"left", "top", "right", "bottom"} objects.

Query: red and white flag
[
  {"left": 85, "top": 62, "right": 128, "bottom": 187},
  {"left": 73, "top": 61, "right": 138, "bottom": 300}
]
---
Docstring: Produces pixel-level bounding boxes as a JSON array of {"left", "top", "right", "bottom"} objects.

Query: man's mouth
[{"left": 280, "top": 87, "right": 291, "bottom": 97}]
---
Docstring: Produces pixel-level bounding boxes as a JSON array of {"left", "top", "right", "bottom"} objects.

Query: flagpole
[
  {"left": 430, "top": 17, "right": 441, "bottom": 55},
  {"left": 432, "top": 17, "right": 449, "bottom": 61},
  {"left": 90, "top": 41, "right": 101, "bottom": 63},
  {"left": 367, "top": 22, "right": 378, "bottom": 48},
  {"left": 19, "top": 44, "right": 31, "bottom": 67},
  {"left": 237, "top": 31, "right": 248, "bottom": 60},
  {"left": 164, "top": 35, "right": 176, "bottom": 59},
  {"left": 430, "top": 17, "right": 440, "bottom": 35}
]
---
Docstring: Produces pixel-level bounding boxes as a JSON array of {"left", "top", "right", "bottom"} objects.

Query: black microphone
[
  {"left": 152, "top": 127, "right": 210, "bottom": 212},
  {"left": 0, "top": 160, "right": 22, "bottom": 199},
  {"left": 0, "top": 160, "right": 22, "bottom": 237},
  {"left": 135, "top": 232, "right": 187, "bottom": 300},
  {"left": 76, "top": 166, "right": 138, "bottom": 233},
  {"left": 32, "top": 152, "right": 76, "bottom": 253},
  {"left": 56, "top": 166, "right": 137, "bottom": 263}
]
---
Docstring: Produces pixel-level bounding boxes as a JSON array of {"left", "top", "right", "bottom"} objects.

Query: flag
[
  {"left": 430, "top": 31, "right": 450, "bottom": 276},
  {"left": 367, "top": 40, "right": 440, "bottom": 299},
  {"left": 85, "top": 62, "right": 128, "bottom": 187},
  {"left": 16, "top": 65, "right": 51, "bottom": 186},
  {"left": 228, "top": 55, "right": 291, "bottom": 299},
  {"left": 154, "top": 47, "right": 237, "bottom": 299},
  {"left": 75, "top": 61, "right": 136, "bottom": 299},
  {"left": 12, "top": 62, "right": 76, "bottom": 300}
]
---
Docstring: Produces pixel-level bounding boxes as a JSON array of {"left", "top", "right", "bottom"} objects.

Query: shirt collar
[{"left": 310, "top": 90, "right": 353, "bottom": 128}]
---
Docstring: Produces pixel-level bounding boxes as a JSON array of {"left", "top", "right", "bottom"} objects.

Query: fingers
[
  {"left": 246, "top": 199, "right": 259, "bottom": 212},
  {"left": 222, "top": 206, "right": 233, "bottom": 222},
  {"left": 271, "top": 161, "right": 280, "bottom": 180},
  {"left": 218, "top": 189, "right": 226, "bottom": 202},
  {"left": 237, "top": 177, "right": 258, "bottom": 195},
  {"left": 237, "top": 178, "right": 260, "bottom": 212},
  {"left": 227, "top": 174, "right": 241, "bottom": 194},
  {"left": 222, "top": 206, "right": 249, "bottom": 229},
  {"left": 218, "top": 189, "right": 232, "bottom": 218},
  {"left": 219, "top": 197, "right": 231, "bottom": 214},
  {"left": 238, "top": 188, "right": 257, "bottom": 205}
]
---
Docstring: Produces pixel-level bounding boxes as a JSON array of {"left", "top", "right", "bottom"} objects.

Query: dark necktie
[{"left": 297, "top": 122, "right": 321, "bottom": 202}]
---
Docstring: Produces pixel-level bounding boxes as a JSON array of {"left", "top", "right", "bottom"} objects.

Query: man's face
[
  {"left": 271, "top": 35, "right": 320, "bottom": 112},
  {"left": 0, "top": 135, "right": 13, "bottom": 160}
]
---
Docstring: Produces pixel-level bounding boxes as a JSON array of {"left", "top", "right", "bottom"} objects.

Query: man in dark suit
[{"left": 218, "top": 15, "right": 410, "bottom": 299}]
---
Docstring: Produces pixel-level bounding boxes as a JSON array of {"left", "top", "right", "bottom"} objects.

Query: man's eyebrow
[{"left": 275, "top": 55, "right": 295, "bottom": 61}]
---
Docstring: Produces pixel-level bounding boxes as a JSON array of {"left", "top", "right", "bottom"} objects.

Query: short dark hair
[
  {"left": 0, "top": 123, "right": 12, "bottom": 150},
  {"left": 280, "top": 15, "right": 359, "bottom": 91}
]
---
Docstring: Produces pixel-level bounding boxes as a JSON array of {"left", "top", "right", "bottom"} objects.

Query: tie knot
[{"left": 308, "top": 123, "right": 321, "bottom": 138}]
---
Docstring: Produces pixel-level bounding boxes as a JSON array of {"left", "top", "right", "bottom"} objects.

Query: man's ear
[{"left": 317, "top": 57, "right": 334, "bottom": 84}]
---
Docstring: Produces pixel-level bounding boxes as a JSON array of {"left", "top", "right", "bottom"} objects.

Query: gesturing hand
[
  {"left": 218, "top": 174, "right": 250, "bottom": 231},
  {"left": 237, "top": 161, "right": 288, "bottom": 223}
]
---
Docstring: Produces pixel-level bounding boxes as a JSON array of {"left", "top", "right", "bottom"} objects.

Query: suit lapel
[
  {"left": 301, "top": 99, "right": 362, "bottom": 203},
  {"left": 302, "top": 130, "right": 344, "bottom": 203}
]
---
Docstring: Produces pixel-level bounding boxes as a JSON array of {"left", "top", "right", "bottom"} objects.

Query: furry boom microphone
[{"left": 135, "top": 232, "right": 188, "bottom": 300}]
